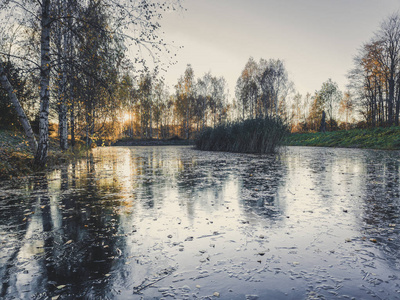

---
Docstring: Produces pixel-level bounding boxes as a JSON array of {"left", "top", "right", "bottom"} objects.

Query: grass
[
  {"left": 284, "top": 126, "right": 400, "bottom": 150},
  {"left": 0, "top": 129, "right": 87, "bottom": 179},
  {"left": 195, "top": 117, "right": 289, "bottom": 154}
]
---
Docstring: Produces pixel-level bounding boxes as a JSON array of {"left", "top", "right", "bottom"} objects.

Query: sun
[{"left": 122, "top": 111, "right": 131, "bottom": 123}]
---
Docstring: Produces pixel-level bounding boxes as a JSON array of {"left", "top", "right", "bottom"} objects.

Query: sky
[{"left": 155, "top": 0, "right": 400, "bottom": 99}]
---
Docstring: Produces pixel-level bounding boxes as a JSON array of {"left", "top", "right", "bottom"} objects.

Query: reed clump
[{"left": 195, "top": 117, "right": 289, "bottom": 153}]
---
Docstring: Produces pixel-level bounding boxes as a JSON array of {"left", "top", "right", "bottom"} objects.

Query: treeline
[
  {"left": 234, "top": 13, "right": 400, "bottom": 134},
  {"left": 233, "top": 57, "right": 347, "bottom": 133},
  {"left": 120, "top": 65, "right": 230, "bottom": 140}
]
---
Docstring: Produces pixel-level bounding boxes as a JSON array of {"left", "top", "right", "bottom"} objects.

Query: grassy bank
[
  {"left": 0, "top": 129, "right": 87, "bottom": 179},
  {"left": 284, "top": 127, "right": 400, "bottom": 150},
  {"left": 195, "top": 117, "right": 289, "bottom": 153}
]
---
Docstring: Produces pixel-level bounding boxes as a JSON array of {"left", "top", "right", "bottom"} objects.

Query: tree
[
  {"left": 152, "top": 79, "right": 168, "bottom": 139},
  {"left": 175, "top": 64, "right": 195, "bottom": 139},
  {"left": 339, "top": 91, "right": 355, "bottom": 129},
  {"left": 307, "top": 92, "right": 324, "bottom": 132},
  {"left": 258, "top": 58, "right": 292, "bottom": 117},
  {"left": 236, "top": 57, "right": 258, "bottom": 119},
  {"left": 34, "top": 0, "right": 52, "bottom": 166},
  {"left": 348, "top": 13, "right": 400, "bottom": 127},
  {"left": 138, "top": 73, "right": 153, "bottom": 138},
  {"left": 235, "top": 57, "right": 292, "bottom": 120},
  {"left": 195, "top": 72, "right": 212, "bottom": 130},
  {"left": 291, "top": 93, "right": 302, "bottom": 132},
  {"left": 377, "top": 13, "right": 400, "bottom": 126},
  {"left": 209, "top": 76, "right": 227, "bottom": 127},
  {"left": 318, "top": 78, "right": 342, "bottom": 130},
  {"left": 0, "top": 58, "right": 37, "bottom": 152}
]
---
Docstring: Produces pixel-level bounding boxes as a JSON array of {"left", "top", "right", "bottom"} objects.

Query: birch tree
[
  {"left": 0, "top": 58, "right": 37, "bottom": 152},
  {"left": 175, "top": 64, "right": 195, "bottom": 139}
]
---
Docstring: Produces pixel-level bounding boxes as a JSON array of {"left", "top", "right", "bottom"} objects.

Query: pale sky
[{"left": 156, "top": 0, "right": 400, "bottom": 99}]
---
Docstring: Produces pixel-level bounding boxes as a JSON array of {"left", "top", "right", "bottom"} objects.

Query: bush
[{"left": 195, "top": 117, "right": 289, "bottom": 154}]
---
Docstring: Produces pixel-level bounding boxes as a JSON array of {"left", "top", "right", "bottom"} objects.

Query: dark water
[{"left": 1, "top": 146, "right": 400, "bottom": 299}]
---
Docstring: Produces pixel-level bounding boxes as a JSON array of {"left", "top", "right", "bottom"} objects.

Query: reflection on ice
[{"left": 0, "top": 146, "right": 400, "bottom": 299}]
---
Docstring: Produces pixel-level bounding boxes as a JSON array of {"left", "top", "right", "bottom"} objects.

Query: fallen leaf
[
  {"left": 370, "top": 238, "right": 377, "bottom": 243},
  {"left": 64, "top": 240, "right": 73, "bottom": 245},
  {"left": 56, "top": 285, "right": 66, "bottom": 289},
  {"left": 213, "top": 292, "right": 220, "bottom": 297}
]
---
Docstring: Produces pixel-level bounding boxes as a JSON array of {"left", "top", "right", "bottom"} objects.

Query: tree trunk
[
  {"left": 395, "top": 80, "right": 400, "bottom": 126},
  {"left": 34, "top": 0, "right": 51, "bottom": 167},
  {"left": 55, "top": 4, "right": 68, "bottom": 151},
  {"left": 0, "top": 59, "right": 38, "bottom": 153},
  {"left": 70, "top": 100, "right": 75, "bottom": 148},
  {"left": 388, "top": 77, "right": 394, "bottom": 126},
  {"left": 149, "top": 105, "right": 152, "bottom": 139}
]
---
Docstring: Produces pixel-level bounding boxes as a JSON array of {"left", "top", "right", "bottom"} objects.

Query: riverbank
[
  {"left": 0, "top": 129, "right": 86, "bottom": 179},
  {"left": 284, "top": 126, "right": 400, "bottom": 150},
  {"left": 3, "top": 127, "right": 399, "bottom": 179}
]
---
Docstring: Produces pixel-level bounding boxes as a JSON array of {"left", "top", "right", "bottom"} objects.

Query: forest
[{"left": 1, "top": 1, "right": 400, "bottom": 165}]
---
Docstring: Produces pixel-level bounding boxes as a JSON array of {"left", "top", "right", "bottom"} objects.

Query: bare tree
[
  {"left": 377, "top": 13, "right": 400, "bottom": 126},
  {"left": 0, "top": 58, "right": 37, "bottom": 152}
]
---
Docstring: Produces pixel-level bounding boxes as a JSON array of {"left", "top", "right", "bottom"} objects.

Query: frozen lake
[{"left": 1, "top": 146, "right": 400, "bottom": 299}]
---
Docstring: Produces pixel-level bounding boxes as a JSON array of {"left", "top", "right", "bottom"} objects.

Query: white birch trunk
[
  {"left": 0, "top": 59, "right": 38, "bottom": 153},
  {"left": 34, "top": 0, "right": 51, "bottom": 167}
]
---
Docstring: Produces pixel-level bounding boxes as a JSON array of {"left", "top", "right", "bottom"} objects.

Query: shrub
[{"left": 195, "top": 117, "right": 289, "bottom": 154}]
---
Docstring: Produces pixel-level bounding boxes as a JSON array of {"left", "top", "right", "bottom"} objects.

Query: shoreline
[
  {"left": 3, "top": 127, "right": 400, "bottom": 179},
  {"left": 112, "top": 138, "right": 194, "bottom": 147}
]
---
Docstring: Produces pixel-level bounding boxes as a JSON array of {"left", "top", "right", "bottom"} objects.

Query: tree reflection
[
  {"left": 0, "top": 179, "right": 36, "bottom": 298},
  {"left": 363, "top": 153, "right": 400, "bottom": 225},
  {"left": 239, "top": 154, "right": 285, "bottom": 220},
  {"left": 2, "top": 155, "right": 129, "bottom": 299}
]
